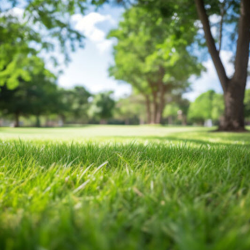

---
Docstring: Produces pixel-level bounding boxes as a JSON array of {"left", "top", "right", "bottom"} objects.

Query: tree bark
[
  {"left": 195, "top": 0, "right": 250, "bottom": 131},
  {"left": 14, "top": 112, "right": 20, "bottom": 127},
  {"left": 221, "top": 0, "right": 250, "bottom": 131},
  {"left": 195, "top": 0, "right": 228, "bottom": 92},
  {"left": 219, "top": 79, "right": 246, "bottom": 131},
  {"left": 218, "top": 2, "right": 225, "bottom": 53}
]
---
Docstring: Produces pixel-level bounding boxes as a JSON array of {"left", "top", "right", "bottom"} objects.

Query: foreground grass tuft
[{"left": 0, "top": 127, "right": 250, "bottom": 249}]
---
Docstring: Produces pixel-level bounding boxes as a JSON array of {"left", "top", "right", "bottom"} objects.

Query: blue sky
[
  {"left": 57, "top": 4, "right": 250, "bottom": 101},
  {"left": 7, "top": 2, "right": 247, "bottom": 101},
  {"left": 56, "top": 4, "right": 132, "bottom": 99}
]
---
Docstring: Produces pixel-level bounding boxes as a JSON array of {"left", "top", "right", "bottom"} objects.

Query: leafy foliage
[
  {"left": 188, "top": 90, "right": 224, "bottom": 123},
  {"left": 0, "top": 0, "right": 86, "bottom": 88},
  {"left": 244, "top": 89, "right": 250, "bottom": 120},
  {"left": 88, "top": 91, "right": 115, "bottom": 122},
  {"left": 59, "top": 86, "right": 91, "bottom": 123},
  {"left": 0, "top": 57, "right": 59, "bottom": 126},
  {"left": 114, "top": 95, "right": 146, "bottom": 124},
  {"left": 109, "top": 6, "right": 203, "bottom": 123}
]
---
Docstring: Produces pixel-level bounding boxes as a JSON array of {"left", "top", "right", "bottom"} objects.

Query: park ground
[{"left": 0, "top": 125, "right": 250, "bottom": 250}]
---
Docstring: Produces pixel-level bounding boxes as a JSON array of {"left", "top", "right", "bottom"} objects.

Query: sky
[
  {"left": 56, "top": 4, "right": 250, "bottom": 101},
  {"left": 56, "top": 4, "right": 132, "bottom": 99},
  {"left": 4, "top": 2, "right": 249, "bottom": 102}
]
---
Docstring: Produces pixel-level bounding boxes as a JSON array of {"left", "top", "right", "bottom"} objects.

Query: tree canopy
[
  {"left": 95, "top": 0, "right": 250, "bottom": 131},
  {"left": 88, "top": 91, "right": 115, "bottom": 123},
  {"left": 188, "top": 90, "right": 224, "bottom": 123},
  {"left": 0, "top": 56, "right": 59, "bottom": 127},
  {"left": 109, "top": 6, "right": 203, "bottom": 124},
  {"left": 0, "top": 0, "right": 86, "bottom": 88}
]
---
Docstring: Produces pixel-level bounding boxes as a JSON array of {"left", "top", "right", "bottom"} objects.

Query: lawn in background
[
  {"left": 0, "top": 125, "right": 250, "bottom": 144},
  {"left": 0, "top": 126, "right": 250, "bottom": 250}
]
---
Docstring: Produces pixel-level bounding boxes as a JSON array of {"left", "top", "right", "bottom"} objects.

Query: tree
[
  {"left": 163, "top": 104, "right": 179, "bottom": 125},
  {"left": 163, "top": 98, "right": 190, "bottom": 125},
  {"left": 0, "top": 17, "right": 39, "bottom": 89},
  {"left": 194, "top": 0, "right": 250, "bottom": 131},
  {"left": 95, "top": 0, "right": 250, "bottom": 131},
  {"left": 0, "top": 0, "right": 85, "bottom": 88},
  {"left": 0, "top": 57, "right": 59, "bottom": 127},
  {"left": 188, "top": 90, "right": 224, "bottom": 124},
  {"left": 28, "top": 75, "right": 60, "bottom": 127},
  {"left": 88, "top": 91, "right": 115, "bottom": 124},
  {"left": 109, "top": 7, "right": 203, "bottom": 124},
  {"left": 114, "top": 95, "right": 146, "bottom": 124},
  {"left": 59, "top": 86, "right": 91, "bottom": 124}
]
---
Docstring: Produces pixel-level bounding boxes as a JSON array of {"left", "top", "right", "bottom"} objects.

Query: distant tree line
[
  {"left": 0, "top": 60, "right": 116, "bottom": 127},
  {"left": 1, "top": 0, "right": 250, "bottom": 130},
  {"left": 1, "top": 65, "right": 250, "bottom": 127}
]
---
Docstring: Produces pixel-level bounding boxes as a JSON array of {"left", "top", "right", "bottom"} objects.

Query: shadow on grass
[{"left": 103, "top": 134, "right": 250, "bottom": 147}]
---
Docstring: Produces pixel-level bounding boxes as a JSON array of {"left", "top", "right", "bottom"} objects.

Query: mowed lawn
[{"left": 0, "top": 126, "right": 250, "bottom": 250}]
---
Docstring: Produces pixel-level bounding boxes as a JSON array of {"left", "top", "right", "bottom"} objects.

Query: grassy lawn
[{"left": 0, "top": 125, "right": 250, "bottom": 250}]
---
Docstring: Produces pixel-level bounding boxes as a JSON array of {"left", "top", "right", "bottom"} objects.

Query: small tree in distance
[
  {"left": 88, "top": 91, "right": 115, "bottom": 124},
  {"left": 188, "top": 90, "right": 224, "bottom": 125}
]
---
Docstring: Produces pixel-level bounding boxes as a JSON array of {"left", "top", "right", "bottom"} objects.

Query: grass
[{"left": 0, "top": 125, "right": 250, "bottom": 250}]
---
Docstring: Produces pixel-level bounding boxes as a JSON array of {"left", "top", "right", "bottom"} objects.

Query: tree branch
[
  {"left": 195, "top": 0, "right": 228, "bottom": 92},
  {"left": 233, "top": 0, "right": 250, "bottom": 84},
  {"left": 218, "top": 1, "right": 225, "bottom": 53}
]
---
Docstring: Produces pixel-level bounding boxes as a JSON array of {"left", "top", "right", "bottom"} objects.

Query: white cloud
[
  {"left": 96, "top": 40, "right": 114, "bottom": 53},
  {"left": 195, "top": 14, "right": 221, "bottom": 37},
  {"left": 72, "top": 12, "right": 115, "bottom": 53},
  {"left": 0, "top": 7, "right": 24, "bottom": 21},
  {"left": 209, "top": 14, "right": 221, "bottom": 24}
]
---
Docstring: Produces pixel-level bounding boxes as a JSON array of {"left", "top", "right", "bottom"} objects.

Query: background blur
[{"left": 0, "top": 0, "right": 249, "bottom": 128}]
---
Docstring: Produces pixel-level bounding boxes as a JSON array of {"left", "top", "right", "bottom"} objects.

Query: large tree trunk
[
  {"left": 14, "top": 112, "right": 20, "bottom": 127},
  {"left": 219, "top": 80, "right": 246, "bottom": 131},
  {"left": 195, "top": 0, "right": 250, "bottom": 132}
]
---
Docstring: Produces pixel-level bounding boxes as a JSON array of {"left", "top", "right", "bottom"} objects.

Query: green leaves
[
  {"left": 109, "top": 6, "right": 203, "bottom": 89},
  {"left": 89, "top": 91, "right": 115, "bottom": 121},
  {"left": 0, "top": 56, "right": 60, "bottom": 124},
  {"left": 108, "top": 6, "right": 203, "bottom": 123},
  {"left": 0, "top": 0, "right": 87, "bottom": 89},
  {"left": 188, "top": 90, "right": 224, "bottom": 123}
]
